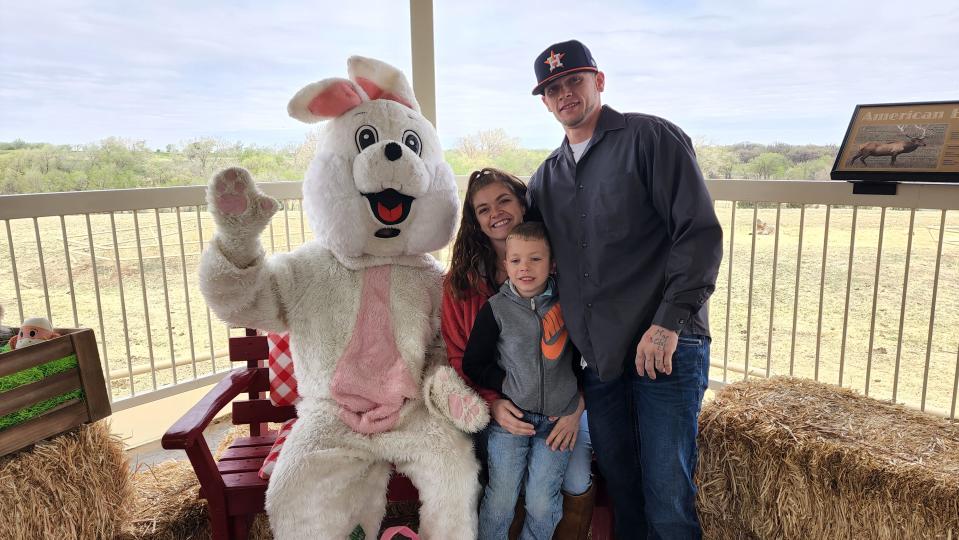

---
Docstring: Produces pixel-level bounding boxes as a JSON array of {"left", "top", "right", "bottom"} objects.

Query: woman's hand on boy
[
  {"left": 491, "top": 399, "right": 535, "bottom": 436},
  {"left": 546, "top": 395, "right": 585, "bottom": 451}
]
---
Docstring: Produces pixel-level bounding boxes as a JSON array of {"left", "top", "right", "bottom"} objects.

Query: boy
[{"left": 463, "top": 221, "right": 581, "bottom": 540}]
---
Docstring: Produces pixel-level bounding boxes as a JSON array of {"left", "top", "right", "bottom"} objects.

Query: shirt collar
[
  {"left": 548, "top": 105, "right": 626, "bottom": 162},
  {"left": 573, "top": 105, "right": 625, "bottom": 151},
  {"left": 505, "top": 276, "right": 556, "bottom": 299}
]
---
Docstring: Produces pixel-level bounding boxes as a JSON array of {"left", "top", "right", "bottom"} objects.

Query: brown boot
[{"left": 552, "top": 484, "right": 596, "bottom": 540}]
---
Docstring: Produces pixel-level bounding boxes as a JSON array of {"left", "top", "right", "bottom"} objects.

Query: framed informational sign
[{"left": 831, "top": 100, "right": 959, "bottom": 183}]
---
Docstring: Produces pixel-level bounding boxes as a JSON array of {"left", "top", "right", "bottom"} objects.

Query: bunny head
[{"left": 288, "top": 56, "right": 458, "bottom": 259}]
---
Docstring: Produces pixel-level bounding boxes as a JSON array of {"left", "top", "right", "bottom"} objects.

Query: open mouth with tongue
[{"left": 363, "top": 188, "right": 415, "bottom": 238}]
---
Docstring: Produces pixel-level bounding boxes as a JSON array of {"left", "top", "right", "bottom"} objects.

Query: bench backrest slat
[
  {"left": 247, "top": 366, "right": 271, "bottom": 394},
  {"left": 230, "top": 336, "right": 270, "bottom": 363},
  {"left": 233, "top": 399, "right": 297, "bottom": 424}
]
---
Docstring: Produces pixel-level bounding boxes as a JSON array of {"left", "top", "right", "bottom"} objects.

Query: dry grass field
[
  {"left": 711, "top": 201, "right": 959, "bottom": 417},
  {"left": 2, "top": 196, "right": 957, "bottom": 417}
]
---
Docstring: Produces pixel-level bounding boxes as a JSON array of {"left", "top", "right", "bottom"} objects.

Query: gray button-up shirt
[{"left": 528, "top": 105, "right": 723, "bottom": 382}]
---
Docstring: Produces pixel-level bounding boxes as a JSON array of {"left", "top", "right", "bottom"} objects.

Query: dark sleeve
[
  {"left": 524, "top": 167, "right": 544, "bottom": 223},
  {"left": 462, "top": 303, "right": 506, "bottom": 393},
  {"left": 570, "top": 341, "right": 584, "bottom": 388},
  {"left": 643, "top": 120, "right": 724, "bottom": 332}
]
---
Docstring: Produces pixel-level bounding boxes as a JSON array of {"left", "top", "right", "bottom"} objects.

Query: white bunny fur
[{"left": 198, "top": 56, "right": 486, "bottom": 540}]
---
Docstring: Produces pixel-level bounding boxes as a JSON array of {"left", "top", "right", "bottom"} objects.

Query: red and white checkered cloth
[
  {"left": 267, "top": 332, "right": 299, "bottom": 407},
  {"left": 258, "top": 332, "right": 300, "bottom": 479},
  {"left": 258, "top": 418, "right": 296, "bottom": 479}
]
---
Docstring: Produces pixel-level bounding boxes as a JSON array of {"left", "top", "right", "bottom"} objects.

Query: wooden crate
[{"left": 0, "top": 328, "right": 111, "bottom": 457}]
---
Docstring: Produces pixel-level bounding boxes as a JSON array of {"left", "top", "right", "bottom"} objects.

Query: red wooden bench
[{"left": 162, "top": 330, "right": 612, "bottom": 540}]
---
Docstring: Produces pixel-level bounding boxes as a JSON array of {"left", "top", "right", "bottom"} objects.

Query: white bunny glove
[{"left": 206, "top": 167, "right": 280, "bottom": 268}]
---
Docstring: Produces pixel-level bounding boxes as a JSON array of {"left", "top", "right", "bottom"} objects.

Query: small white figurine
[{"left": 10, "top": 317, "right": 61, "bottom": 350}]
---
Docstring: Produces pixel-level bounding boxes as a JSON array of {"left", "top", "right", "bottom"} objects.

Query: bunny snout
[{"left": 352, "top": 139, "right": 431, "bottom": 198}]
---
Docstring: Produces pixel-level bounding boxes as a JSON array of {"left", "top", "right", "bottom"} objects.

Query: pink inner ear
[
  {"left": 355, "top": 77, "right": 413, "bottom": 110},
  {"left": 307, "top": 81, "right": 364, "bottom": 118}
]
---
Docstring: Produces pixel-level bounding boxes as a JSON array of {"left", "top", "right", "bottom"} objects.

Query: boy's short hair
[{"left": 507, "top": 222, "right": 551, "bottom": 252}]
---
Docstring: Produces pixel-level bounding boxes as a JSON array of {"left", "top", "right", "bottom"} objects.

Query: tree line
[{"left": 0, "top": 131, "right": 838, "bottom": 195}]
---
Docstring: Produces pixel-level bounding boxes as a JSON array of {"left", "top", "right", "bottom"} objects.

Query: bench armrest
[{"left": 162, "top": 367, "right": 259, "bottom": 450}]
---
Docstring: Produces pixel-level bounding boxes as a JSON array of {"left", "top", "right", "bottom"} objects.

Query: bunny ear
[
  {"left": 347, "top": 56, "right": 420, "bottom": 113},
  {"left": 288, "top": 78, "right": 370, "bottom": 123}
]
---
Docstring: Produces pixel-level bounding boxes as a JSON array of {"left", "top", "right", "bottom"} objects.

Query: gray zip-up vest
[{"left": 487, "top": 281, "right": 579, "bottom": 417}]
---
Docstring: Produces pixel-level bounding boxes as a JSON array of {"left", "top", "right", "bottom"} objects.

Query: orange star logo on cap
[{"left": 545, "top": 50, "right": 565, "bottom": 72}]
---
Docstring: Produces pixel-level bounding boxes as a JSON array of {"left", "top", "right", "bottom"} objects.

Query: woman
[{"left": 441, "top": 167, "right": 594, "bottom": 539}]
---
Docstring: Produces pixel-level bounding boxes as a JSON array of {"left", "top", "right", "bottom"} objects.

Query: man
[{"left": 526, "top": 39, "right": 723, "bottom": 539}]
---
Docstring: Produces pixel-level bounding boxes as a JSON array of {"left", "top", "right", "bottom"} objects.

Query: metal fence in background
[
  {"left": 2, "top": 179, "right": 958, "bottom": 418},
  {"left": 1, "top": 182, "right": 304, "bottom": 410}
]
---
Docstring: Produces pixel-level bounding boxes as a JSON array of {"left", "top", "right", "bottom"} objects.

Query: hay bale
[
  {"left": 118, "top": 459, "right": 212, "bottom": 540},
  {"left": 0, "top": 420, "right": 131, "bottom": 539},
  {"left": 696, "top": 377, "right": 959, "bottom": 539},
  {"left": 119, "top": 423, "right": 272, "bottom": 540},
  {"left": 118, "top": 459, "right": 273, "bottom": 540}
]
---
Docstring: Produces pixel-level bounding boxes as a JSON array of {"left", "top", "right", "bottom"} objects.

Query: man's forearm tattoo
[{"left": 651, "top": 328, "right": 668, "bottom": 352}]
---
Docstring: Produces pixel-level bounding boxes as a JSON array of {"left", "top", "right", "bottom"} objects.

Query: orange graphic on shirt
[{"left": 541, "top": 303, "right": 569, "bottom": 361}]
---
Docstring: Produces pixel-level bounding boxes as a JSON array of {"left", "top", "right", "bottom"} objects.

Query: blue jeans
[
  {"left": 562, "top": 411, "right": 593, "bottom": 495},
  {"left": 583, "top": 335, "right": 710, "bottom": 540},
  {"left": 474, "top": 411, "right": 592, "bottom": 494},
  {"left": 479, "top": 412, "right": 572, "bottom": 540}
]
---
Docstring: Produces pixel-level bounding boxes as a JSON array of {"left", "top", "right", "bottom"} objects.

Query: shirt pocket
[{"left": 593, "top": 173, "right": 647, "bottom": 241}]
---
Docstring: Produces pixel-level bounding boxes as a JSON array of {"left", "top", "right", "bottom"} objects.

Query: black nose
[{"left": 384, "top": 142, "right": 403, "bottom": 161}]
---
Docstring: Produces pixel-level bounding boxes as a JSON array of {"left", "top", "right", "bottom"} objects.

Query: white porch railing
[
  {"left": 1, "top": 182, "right": 305, "bottom": 411},
  {"left": 1, "top": 179, "right": 958, "bottom": 418},
  {"left": 708, "top": 180, "right": 959, "bottom": 419}
]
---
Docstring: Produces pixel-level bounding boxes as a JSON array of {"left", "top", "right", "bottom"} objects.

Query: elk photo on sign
[{"left": 847, "top": 124, "right": 928, "bottom": 166}]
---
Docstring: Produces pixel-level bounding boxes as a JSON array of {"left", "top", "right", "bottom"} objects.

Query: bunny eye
[
  {"left": 355, "top": 125, "right": 379, "bottom": 152},
  {"left": 29, "top": 330, "right": 37, "bottom": 337},
  {"left": 402, "top": 130, "right": 421, "bottom": 156}
]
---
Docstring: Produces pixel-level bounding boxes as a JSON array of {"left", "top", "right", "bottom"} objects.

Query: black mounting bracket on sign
[{"left": 850, "top": 181, "right": 898, "bottom": 195}]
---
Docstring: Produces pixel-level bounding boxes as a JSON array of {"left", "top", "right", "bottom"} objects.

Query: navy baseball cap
[{"left": 532, "top": 39, "right": 598, "bottom": 95}]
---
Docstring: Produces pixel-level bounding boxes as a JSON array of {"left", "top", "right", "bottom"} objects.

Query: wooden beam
[{"left": 409, "top": 0, "right": 436, "bottom": 127}]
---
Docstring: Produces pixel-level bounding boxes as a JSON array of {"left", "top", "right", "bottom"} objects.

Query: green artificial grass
[
  {"left": 0, "top": 354, "right": 78, "bottom": 392},
  {"left": 0, "top": 354, "right": 86, "bottom": 432}
]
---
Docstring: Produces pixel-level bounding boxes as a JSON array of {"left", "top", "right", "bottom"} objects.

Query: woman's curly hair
[{"left": 446, "top": 168, "right": 527, "bottom": 299}]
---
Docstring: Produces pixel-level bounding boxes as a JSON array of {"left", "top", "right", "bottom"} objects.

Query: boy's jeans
[
  {"left": 479, "top": 411, "right": 572, "bottom": 540},
  {"left": 583, "top": 335, "right": 710, "bottom": 540}
]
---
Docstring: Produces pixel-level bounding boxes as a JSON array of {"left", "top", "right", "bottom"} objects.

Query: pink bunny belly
[{"left": 329, "top": 266, "right": 418, "bottom": 434}]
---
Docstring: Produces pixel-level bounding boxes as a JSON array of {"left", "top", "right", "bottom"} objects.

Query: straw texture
[
  {"left": 0, "top": 421, "right": 130, "bottom": 539},
  {"left": 119, "top": 459, "right": 272, "bottom": 540},
  {"left": 696, "top": 377, "right": 959, "bottom": 539}
]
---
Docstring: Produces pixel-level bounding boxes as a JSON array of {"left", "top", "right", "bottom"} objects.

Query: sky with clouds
[{"left": 1, "top": 0, "right": 957, "bottom": 150}]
